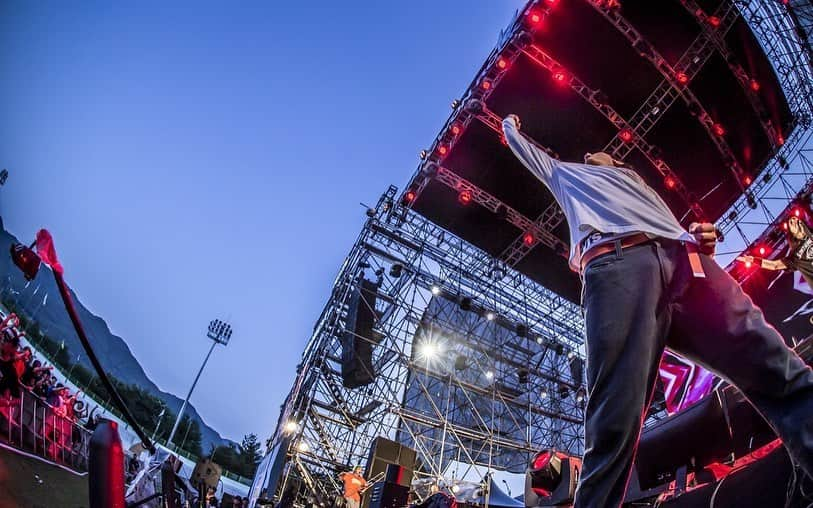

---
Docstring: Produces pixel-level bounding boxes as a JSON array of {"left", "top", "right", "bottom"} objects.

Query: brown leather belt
[{"left": 580, "top": 233, "right": 651, "bottom": 273}]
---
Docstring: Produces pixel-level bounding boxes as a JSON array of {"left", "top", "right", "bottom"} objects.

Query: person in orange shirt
[{"left": 340, "top": 466, "right": 367, "bottom": 508}]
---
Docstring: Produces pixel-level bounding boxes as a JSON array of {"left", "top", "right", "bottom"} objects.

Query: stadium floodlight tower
[{"left": 168, "top": 319, "right": 232, "bottom": 446}]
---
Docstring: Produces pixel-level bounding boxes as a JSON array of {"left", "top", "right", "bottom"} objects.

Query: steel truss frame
[{"left": 268, "top": 187, "right": 585, "bottom": 504}]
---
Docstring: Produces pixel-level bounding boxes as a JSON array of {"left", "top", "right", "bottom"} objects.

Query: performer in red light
[
  {"left": 502, "top": 114, "right": 813, "bottom": 508},
  {"left": 738, "top": 215, "right": 813, "bottom": 288}
]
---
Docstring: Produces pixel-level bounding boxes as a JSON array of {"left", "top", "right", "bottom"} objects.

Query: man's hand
[
  {"left": 506, "top": 114, "right": 521, "bottom": 130},
  {"left": 689, "top": 222, "right": 718, "bottom": 256}
]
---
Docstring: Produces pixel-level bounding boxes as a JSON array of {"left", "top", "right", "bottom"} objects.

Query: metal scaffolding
[{"left": 267, "top": 187, "right": 585, "bottom": 504}]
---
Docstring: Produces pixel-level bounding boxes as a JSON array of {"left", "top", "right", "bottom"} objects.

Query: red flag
[{"left": 35, "top": 229, "right": 63, "bottom": 275}]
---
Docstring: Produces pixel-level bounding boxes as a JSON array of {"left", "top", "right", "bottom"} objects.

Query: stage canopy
[{"left": 402, "top": 0, "right": 794, "bottom": 302}]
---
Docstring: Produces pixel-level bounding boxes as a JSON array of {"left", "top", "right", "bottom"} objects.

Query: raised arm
[{"left": 502, "top": 115, "right": 557, "bottom": 184}]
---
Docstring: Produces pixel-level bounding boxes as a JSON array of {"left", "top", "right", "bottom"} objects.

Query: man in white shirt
[{"left": 503, "top": 114, "right": 813, "bottom": 507}]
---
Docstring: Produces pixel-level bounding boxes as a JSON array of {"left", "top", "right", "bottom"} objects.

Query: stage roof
[{"left": 402, "top": 0, "right": 795, "bottom": 302}]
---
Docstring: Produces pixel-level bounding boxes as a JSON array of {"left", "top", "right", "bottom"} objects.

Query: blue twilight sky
[{"left": 0, "top": 2, "right": 526, "bottom": 441}]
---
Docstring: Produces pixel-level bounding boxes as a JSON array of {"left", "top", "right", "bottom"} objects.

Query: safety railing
[{"left": 0, "top": 388, "right": 92, "bottom": 473}]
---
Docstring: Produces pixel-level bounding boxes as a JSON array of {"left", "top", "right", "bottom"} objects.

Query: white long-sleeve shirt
[{"left": 502, "top": 117, "right": 695, "bottom": 272}]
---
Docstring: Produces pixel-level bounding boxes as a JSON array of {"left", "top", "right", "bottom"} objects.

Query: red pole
[{"left": 89, "top": 420, "right": 125, "bottom": 508}]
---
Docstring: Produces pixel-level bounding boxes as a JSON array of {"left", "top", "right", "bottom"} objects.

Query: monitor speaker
[{"left": 341, "top": 278, "right": 380, "bottom": 389}]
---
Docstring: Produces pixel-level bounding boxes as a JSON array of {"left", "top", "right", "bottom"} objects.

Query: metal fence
[{"left": 0, "top": 388, "right": 91, "bottom": 473}]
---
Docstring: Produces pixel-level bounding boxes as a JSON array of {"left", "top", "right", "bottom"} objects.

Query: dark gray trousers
[{"left": 573, "top": 239, "right": 813, "bottom": 508}]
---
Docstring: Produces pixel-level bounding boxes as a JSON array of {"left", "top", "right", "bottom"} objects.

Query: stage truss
[
  {"left": 258, "top": 0, "right": 813, "bottom": 505},
  {"left": 270, "top": 187, "right": 585, "bottom": 503}
]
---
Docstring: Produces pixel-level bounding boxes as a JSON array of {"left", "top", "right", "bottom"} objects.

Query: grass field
[{"left": 0, "top": 444, "right": 88, "bottom": 508}]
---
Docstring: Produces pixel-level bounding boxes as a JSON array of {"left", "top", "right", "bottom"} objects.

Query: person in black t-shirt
[{"left": 738, "top": 215, "right": 813, "bottom": 286}]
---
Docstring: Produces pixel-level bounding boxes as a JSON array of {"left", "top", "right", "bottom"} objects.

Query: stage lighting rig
[{"left": 525, "top": 449, "right": 581, "bottom": 507}]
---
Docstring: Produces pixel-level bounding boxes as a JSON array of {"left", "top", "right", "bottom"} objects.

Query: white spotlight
[
  {"left": 486, "top": 312, "right": 496, "bottom": 321},
  {"left": 419, "top": 341, "right": 439, "bottom": 359},
  {"left": 536, "top": 336, "right": 543, "bottom": 345},
  {"left": 284, "top": 420, "right": 300, "bottom": 433},
  {"left": 485, "top": 370, "right": 494, "bottom": 380},
  {"left": 431, "top": 285, "right": 441, "bottom": 296},
  {"left": 567, "top": 350, "right": 576, "bottom": 360},
  {"left": 451, "top": 484, "right": 460, "bottom": 494},
  {"left": 540, "top": 389, "right": 548, "bottom": 399},
  {"left": 297, "top": 441, "right": 310, "bottom": 453}
]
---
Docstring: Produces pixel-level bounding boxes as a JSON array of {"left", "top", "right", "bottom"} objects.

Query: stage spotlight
[
  {"left": 779, "top": 156, "right": 789, "bottom": 169},
  {"left": 619, "top": 129, "right": 634, "bottom": 143},
  {"left": 526, "top": 450, "right": 581, "bottom": 506},
  {"left": 536, "top": 336, "right": 544, "bottom": 345},
  {"left": 518, "top": 368, "right": 529, "bottom": 384},
  {"left": 451, "top": 123, "right": 462, "bottom": 136},
  {"left": 297, "top": 441, "right": 310, "bottom": 453},
  {"left": 458, "top": 190, "right": 473, "bottom": 205},
  {"left": 576, "top": 390, "right": 585, "bottom": 403},
  {"left": 486, "top": 312, "right": 496, "bottom": 321},
  {"left": 523, "top": 232, "right": 535, "bottom": 246},
  {"left": 566, "top": 350, "right": 575, "bottom": 360},
  {"left": 419, "top": 341, "right": 440, "bottom": 359},
  {"left": 558, "top": 384, "right": 570, "bottom": 398},
  {"left": 284, "top": 421, "right": 300, "bottom": 433},
  {"left": 485, "top": 370, "right": 494, "bottom": 380},
  {"left": 438, "top": 144, "right": 449, "bottom": 156},
  {"left": 743, "top": 175, "right": 752, "bottom": 186},
  {"left": 777, "top": 133, "right": 785, "bottom": 146},
  {"left": 451, "top": 484, "right": 460, "bottom": 494},
  {"left": 481, "top": 79, "right": 492, "bottom": 90},
  {"left": 389, "top": 263, "right": 403, "bottom": 278},
  {"left": 10, "top": 243, "right": 41, "bottom": 281},
  {"left": 783, "top": 222, "right": 789, "bottom": 231},
  {"left": 431, "top": 285, "right": 441, "bottom": 296},
  {"left": 750, "top": 79, "right": 761, "bottom": 92},
  {"left": 554, "top": 343, "right": 565, "bottom": 356},
  {"left": 763, "top": 171, "right": 773, "bottom": 183},
  {"left": 712, "top": 123, "right": 725, "bottom": 137},
  {"left": 675, "top": 71, "right": 689, "bottom": 85},
  {"left": 746, "top": 192, "right": 758, "bottom": 210},
  {"left": 795, "top": 208, "right": 802, "bottom": 217},
  {"left": 758, "top": 246, "right": 769, "bottom": 256},
  {"left": 728, "top": 211, "right": 738, "bottom": 221},
  {"left": 517, "top": 323, "right": 529, "bottom": 337},
  {"left": 460, "top": 297, "right": 472, "bottom": 311},
  {"left": 423, "top": 162, "right": 439, "bottom": 178},
  {"left": 527, "top": 10, "right": 542, "bottom": 25},
  {"left": 707, "top": 15, "right": 721, "bottom": 27},
  {"left": 497, "top": 58, "right": 509, "bottom": 70},
  {"left": 664, "top": 176, "right": 676, "bottom": 189},
  {"left": 552, "top": 71, "right": 568, "bottom": 84},
  {"left": 540, "top": 388, "right": 548, "bottom": 399},
  {"left": 403, "top": 189, "right": 417, "bottom": 204}
]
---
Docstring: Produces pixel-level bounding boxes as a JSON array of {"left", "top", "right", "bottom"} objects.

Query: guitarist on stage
[{"left": 340, "top": 466, "right": 367, "bottom": 508}]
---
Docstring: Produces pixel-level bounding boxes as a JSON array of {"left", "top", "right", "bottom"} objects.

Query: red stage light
[
  {"left": 528, "top": 10, "right": 542, "bottom": 24},
  {"left": 745, "top": 260, "right": 753, "bottom": 269},
  {"left": 451, "top": 124, "right": 462, "bottom": 136},
  {"left": 708, "top": 16, "right": 721, "bottom": 27},
  {"left": 795, "top": 208, "right": 802, "bottom": 218},
  {"left": 712, "top": 123, "right": 725, "bottom": 137},
  {"left": 458, "top": 190, "right": 473, "bottom": 205},
  {"left": 744, "top": 176, "right": 752, "bottom": 186},
  {"left": 619, "top": 129, "right": 634, "bottom": 143},
  {"left": 497, "top": 58, "right": 508, "bottom": 70},
  {"left": 665, "top": 176, "right": 676, "bottom": 189},
  {"left": 481, "top": 79, "right": 492, "bottom": 90},
  {"left": 523, "top": 232, "right": 535, "bottom": 246},
  {"left": 532, "top": 451, "right": 553, "bottom": 470},
  {"left": 758, "top": 246, "right": 769, "bottom": 256},
  {"left": 552, "top": 71, "right": 567, "bottom": 84},
  {"left": 404, "top": 190, "right": 417, "bottom": 203},
  {"left": 438, "top": 145, "right": 448, "bottom": 156},
  {"left": 777, "top": 133, "right": 785, "bottom": 146},
  {"left": 545, "top": 0, "right": 558, "bottom": 5},
  {"left": 750, "top": 79, "right": 761, "bottom": 92},
  {"left": 676, "top": 71, "right": 689, "bottom": 85}
]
